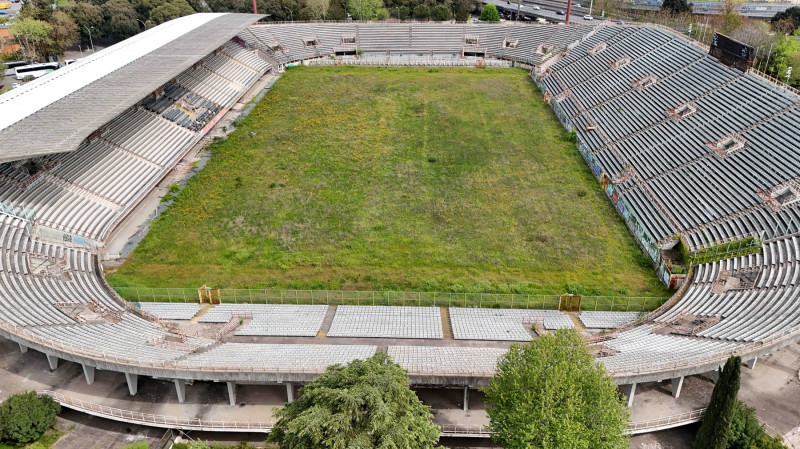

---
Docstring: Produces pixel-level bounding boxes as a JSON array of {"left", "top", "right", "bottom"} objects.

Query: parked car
[
  {"left": 532, "top": 5, "right": 540, "bottom": 9},
  {"left": 583, "top": 14, "right": 593, "bottom": 20},
  {"left": 12, "top": 82, "right": 20, "bottom": 89},
  {"left": 556, "top": 10, "right": 565, "bottom": 14}
]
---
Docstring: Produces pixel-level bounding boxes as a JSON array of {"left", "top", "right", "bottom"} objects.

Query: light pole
[
  {"left": 137, "top": 19, "right": 147, "bottom": 31},
  {"left": 589, "top": 0, "right": 593, "bottom": 16},
  {"left": 84, "top": 25, "right": 94, "bottom": 53}
]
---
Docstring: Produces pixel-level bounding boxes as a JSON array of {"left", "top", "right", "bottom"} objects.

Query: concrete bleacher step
[
  {"left": 190, "top": 303, "right": 214, "bottom": 323},
  {"left": 317, "top": 305, "right": 336, "bottom": 337},
  {"left": 440, "top": 307, "right": 454, "bottom": 339}
]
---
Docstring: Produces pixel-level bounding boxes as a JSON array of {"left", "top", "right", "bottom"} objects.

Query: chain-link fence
[{"left": 115, "top": 287, "right": 667, "bottom": 312}]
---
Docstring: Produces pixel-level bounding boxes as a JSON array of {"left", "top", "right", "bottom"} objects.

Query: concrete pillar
[
  {"left": 227, "top": 382, "right": 237, "bottom": 406},
  {"left": 463, "top": 387, "right": 469, "bottom": 411},
  {"left": 82, "top": 364, "right": 96, "bottom": 385},
  {"left": 746, "top": 357, "right": 757, "bottom": 370},
  {"left": 18, "top": 343, "right": 28, "bottom": 353},
  {"left": 174, "top": 379, "right": 186, "bottom": 403},
  {"left": 621, "top": 383, "right": 636, "bottom": 407},
  {"left": 710, "top": 369, "right": 720, "bottom": 383},
  {"left": 46, "top": 354, "right": 58, "bottom": 370},
  {"left": 286, "top": 383, "right": 294, "bottom": 402},
  {"left": 671, "top": 376, "right": 684, "bottom": 398},
  {"left": 125, "top": 372, "right": 138, "bottom": 396}
]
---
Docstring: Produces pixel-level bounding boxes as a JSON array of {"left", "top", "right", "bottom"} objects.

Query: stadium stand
[
  {"left": 536, "top": 24, "right": 800, "bottom": 254},
  {"left": 450, "top": 308, "right": 574, "bottom": 341},
  {"left": 199, "top": 303, "right": 328, "bottom": 336},
  {"left": 137, "top": 302, "right": 203, "bottom": 321},
  {"left": 0, "top": 19, "right": 799, "bottom": 410},
  {"left": 327, "top": 305, "right": 443, "bottom": 339},
  {"left": 579, "top": 311, "right": 642, "bottom": 328}
]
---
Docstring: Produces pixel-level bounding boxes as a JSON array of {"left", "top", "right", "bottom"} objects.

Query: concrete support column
[
  {"left": 746, "top": 357, "right": 757, "bottom": 370},
  {"left": 710, "top": 369, "right": 721, "bottom": 383},
  {"left": 463, "top": 387, "right": 469, "bottom": 411},
  {"left": 174, "top": 379, "right": 186, "bottom": 403},
  {"left": 18, "top": 343, "right": 28, "bottom": 353},
  {"left": 671, "top": 376, "right": 684, "bottom": 398},
  {"left": 46, "top": 354, "right": 58, "bottom": 371},
  {"left": 621, "top": 383, "right": 636, "bottom": 407},
  {"left": 124, "top": 372, "right": 138, "bottom": 396},
  {"left": 82, "top": 364, "right": 96, "bottom": 385},
  {"left": 227, "top": 382, "right": 237, "bottom": 406},
  {"left": 286, "top": 383, "right": 294, "bottom": 402}
]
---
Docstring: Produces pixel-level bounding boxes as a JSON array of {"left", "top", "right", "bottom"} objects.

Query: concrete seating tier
[
  {"left": 387, "top": 345, "right": 507, "bottom": 375},
  {"left": 137, "top": 302, "right": 203, "bottom": 321},
  {"left": 327, "top": 305, "right": 443, "bottom": 339},
  {"left": 177, "top": 343, "right": 377, "bottom": 371},
  {"left": 199, "top": 303, "right": 328, "bottom": 337},
  {"left": 598, "top": 325, "right": 739, "bottom": 372},
  {"left": 449, "top": 308, "right": 574, "bottom": 341},
  {"left": 656, "top": 233, "right": 800, "bottom": 342},
  {"left": 541, "top": 25, "right": 800, "bottom": 251},
  {"left": 579, "top": 311, "right": 641, "bottom": 328}
]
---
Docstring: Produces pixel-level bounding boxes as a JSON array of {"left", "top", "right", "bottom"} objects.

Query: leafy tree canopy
[
  {"left": 347, "top": 0, "right": 389, "bottom": 20},
  {"left": 268, "top": 353, "right": 440, "bottom": 449},
  {"left": 413, "top": 3, "right": 430, "bottom": 19},
  {"left": 431, "top": 4, "right": 451, "bottom": 21},
  {"left": 484, "top": 328, "right": 630, "bottom": 449},
  {"left": 0, "top": 391, "right": 61, "bottom": 444},
  {"left": 728, "top": 400, "right": 789, "bottom": 449},
  {"left": 479, "top": 3, "right": 499, "bottom": 21},
  {"left": 772, "top": 6, "right": 800, "bottom": 32}
]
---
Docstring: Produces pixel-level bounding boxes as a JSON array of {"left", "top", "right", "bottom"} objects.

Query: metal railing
[
  {"left": 42, "top": 389, "right": 707, "bottom": 437},
  {"left": 41, "top": 390, "right": 275, "bottom": 431},
  {"left": 627, "top": 408, "right": 705, "bottom": 434},
  {"left": 113, "top": 287, "right": 668, "bottom": 312}
]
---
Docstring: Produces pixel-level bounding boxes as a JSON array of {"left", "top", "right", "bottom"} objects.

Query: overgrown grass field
[{"left": 109, "top": 66, "right": 669, "bottom": 297}]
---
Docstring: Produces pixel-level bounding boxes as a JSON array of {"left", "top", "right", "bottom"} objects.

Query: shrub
[
  {"left": 479, "top": 4, "right": 500, "bottom": 22},
  {"left": 0, "top": 391, "right": 61, "bottom": 444}
]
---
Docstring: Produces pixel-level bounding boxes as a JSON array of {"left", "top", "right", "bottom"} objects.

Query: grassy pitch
[{"left": 109, "top": 66, "right": 668, "bottom": 297}]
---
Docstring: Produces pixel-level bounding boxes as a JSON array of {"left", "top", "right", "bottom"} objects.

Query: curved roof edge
[{"left": 0, "top": 12, "right": 264, "bottom": 164}]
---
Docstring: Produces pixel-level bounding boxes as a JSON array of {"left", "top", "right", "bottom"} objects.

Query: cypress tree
[{"left": 694, "top": 356, "right": 742, "bottom": 449}]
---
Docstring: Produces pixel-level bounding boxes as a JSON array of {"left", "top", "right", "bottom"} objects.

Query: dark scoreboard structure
[{"left": 709, "top": 33, "right": 756, "bottom": 72}]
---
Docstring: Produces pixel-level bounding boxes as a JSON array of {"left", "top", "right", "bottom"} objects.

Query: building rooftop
[{"left": 0, "top": 12, "right": 263, "bottom": 164}]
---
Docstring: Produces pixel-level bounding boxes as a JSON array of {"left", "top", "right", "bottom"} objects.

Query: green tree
[
  {"left": 479, "top": 3, "right": 499, "bottom": 21},
  {"left": 327, "top": 0, "right": 347, "bottom": 19},
  {"left": 483, "top": 328, "right": 629, "bottom": 449},
  {"left": 148, "top": 0, "right": 196, "bottom": 24},
  {"left": 413, "top": 4, "right": 430, "bottom": 19},
  {"left": 772, "top": 6, "right": 800, "bottom": 33},
  {"left": 268, "top": 353, "right": 440, "bottom": 449},
  {"left": 431, "top": 4, "right": 451, "bottom": 20},
  {"left": 661, "top": 0, "right": 692, "bottom": 14},
  {"left": 102, "top": 0, "right": 141, "bottom": 39},
  {"left": 455, "top": 5, "right": 470, "bottom": 21},
  {"left": 727, "top": 400, "right": 789, "bottom": 449},
  {"left": 0, "top": 391, "right": 61, "bottom": 444},
  {"left": 40, "top": 11, "right": 79, "bottom": 58},
  {"left": 347, "top": 0, "right": 387, "bottom": 20},
  {"left": 694, "top": 356, "right": 742, "bottom": 449},
  {"left": 397, "top": 5, "right": 410, "bottom": 19},
  {"left": 66, "top": 2, "right": 104, "bottom": 43},
  {"left": 9, "top": 18, "right": 52, "bottom": 61}
]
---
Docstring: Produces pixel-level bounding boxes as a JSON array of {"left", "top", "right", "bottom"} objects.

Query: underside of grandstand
[{"left": 0, "top": 15, "right": 799, "bottom": 420}]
